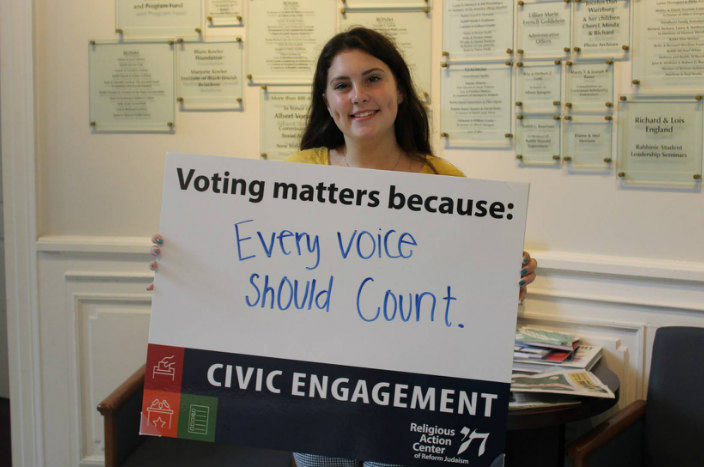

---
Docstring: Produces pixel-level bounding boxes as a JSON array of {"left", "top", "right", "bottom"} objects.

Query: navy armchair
[{"left": 568, "top": 326, "right": 704, "bottom": 466}]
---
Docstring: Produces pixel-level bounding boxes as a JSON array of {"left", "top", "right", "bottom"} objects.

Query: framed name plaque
[
  {"left": 632, "top": 0, "right": 704, "bottom": 92},
  {"left": 176, "top": 41, "right": 244, "bottom": 110},
  {"left": 617, "top": 97, "right": 703, "bottom": 185},
  {"left": 340, "top": 10, "right": 432, "bottom": 101},
  {"left": 442, "top": 0, "right": 514, "bottom": 62},
  {"left": 246, "top": 0, "right": 337, "bottom": 85},
  {"left": 440, "top": 63, "right": 513, "bottom": 147},
  {"left": 116, "top": 0, "right": 203, "bottom": 39},
  {"left": 514, "top": 61, "right": 562, "bottom": 113},
  {"left": 259, "top": 88, "right": 312, "bottom": 161},
  {"left": 572, "top": 0, "right": 630, "bottom": 59},
  {"left": 89, "top": 41, "right": 175, "bottom": 132},
  {"left": 516, "top": 0, "right": 571, "bottom": 59},
  {"left": 563, "top": 115, "right": 613, "bottom": 170},
  {"left": 515, "top": 114, "right": 562, "bottom": 165},
  {"left": 343, "top": 0, "right": 430, "bottom": 8},
  {"left": 564, "top": 60, "right": 614, "bottom": 113},
  {"left": 206, "top": 0, "right": 244, "bottom": 26}
]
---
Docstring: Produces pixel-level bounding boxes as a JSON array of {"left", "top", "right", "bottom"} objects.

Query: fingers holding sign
[
  {"left": 519, "top": 250, "right": 537, "bottom": 303},
  {"left": 147, "top": 234, "right": 163, "bottom": 291}
]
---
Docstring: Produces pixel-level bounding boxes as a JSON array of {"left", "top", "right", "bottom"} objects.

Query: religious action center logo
[{"left": 409, "top": 423, "right": 491, "bottom": 463}]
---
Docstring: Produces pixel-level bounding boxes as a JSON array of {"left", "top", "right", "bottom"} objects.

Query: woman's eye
[
  {"left": 368, "top": 75, "right": 381, "bottom": 83},
  {"left": 333, "top": 82, "right": 348, "bottom": 90}
]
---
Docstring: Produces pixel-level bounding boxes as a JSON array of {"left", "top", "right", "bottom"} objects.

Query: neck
[{"left": 341, "top": 135, "right": 406, "bottom": 171}]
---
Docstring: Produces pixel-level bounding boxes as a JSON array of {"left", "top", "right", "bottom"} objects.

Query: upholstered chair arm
[
  {"left": 97, "top": 365, "right": 146, "bottom": 467},
  {"left": 568, "top": 399, "right": 645, "bottom": 467}
]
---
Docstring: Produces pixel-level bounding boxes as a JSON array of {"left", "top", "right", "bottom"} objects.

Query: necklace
[{"left": 343, "top": 150, "right": 404, "bottom": 171}]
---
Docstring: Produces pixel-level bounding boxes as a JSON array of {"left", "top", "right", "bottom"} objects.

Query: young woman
[
  {"left": 286, "top": 27, "right": 537, "bottom": 467},
  {"left": 150, "top": 26, "right": 537, "bottom": 467}
]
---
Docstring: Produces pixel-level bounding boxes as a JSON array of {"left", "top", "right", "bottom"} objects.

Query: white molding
[
  {"left": 72, "top": 293, "right": 151, "bottom": 466},
  {"left": 518, "top": 310, "right": 646, "bottom": 334},
  {"left": 65, "top": 271, "right": 154, "bottom": 282},
  {"left": 534, "top": 249, "right": 704, "bottom": 282},
  {"left": 37, "top": 235, "right": 153, "bottom": 254},
  {"left": 80, "top": 454, "right": 104, "bottom": 466},
  {"left": 527, "top": 287, "right": 704, "bottom": 314},
  {"left": 1, "top": 0, "right": 43, "bottom": 465},
  {"left": 73, "top": 292, "right": 153, "bottom": 303}
]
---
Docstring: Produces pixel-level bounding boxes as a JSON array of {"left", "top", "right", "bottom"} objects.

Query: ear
[{"left": 397, "top": 90, "right": 404, "bottom": 104}]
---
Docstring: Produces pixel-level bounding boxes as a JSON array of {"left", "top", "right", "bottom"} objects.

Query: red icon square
[{"left": 145, "top": 344, "right": 185, "bottom": 392}]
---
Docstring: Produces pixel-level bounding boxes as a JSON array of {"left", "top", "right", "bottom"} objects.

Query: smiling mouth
[{"left": 352, "top": 110, "right": 378, "bottom": 118}]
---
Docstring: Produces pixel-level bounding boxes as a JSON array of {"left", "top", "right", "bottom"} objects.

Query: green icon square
[{"left": 178, "top": 394, "right": 218, "bottom": 442}]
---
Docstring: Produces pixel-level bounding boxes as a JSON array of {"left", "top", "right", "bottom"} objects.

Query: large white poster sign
[{"left": 140, "top": 153, "right": 529, "bottom": 466}]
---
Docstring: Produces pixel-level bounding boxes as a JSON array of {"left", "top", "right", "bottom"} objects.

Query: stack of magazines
[
  {"left": 510, "top": 327, "right": 613, "bottom": 406},
  {"left": 513, "top": 327, "right": 603, "bottom": 373}
]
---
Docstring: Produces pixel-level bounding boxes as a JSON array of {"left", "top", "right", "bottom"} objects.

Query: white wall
[
  {"left": 2, "top": 0, "right": 703, "bottom": 465},
  {"left": 33, "top": 1, "right": 704, "bottom": 261}
]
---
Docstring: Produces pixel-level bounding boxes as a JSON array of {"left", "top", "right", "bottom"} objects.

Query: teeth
[{"left": 354, "top": 111, "right": 375, "bottom": 118}]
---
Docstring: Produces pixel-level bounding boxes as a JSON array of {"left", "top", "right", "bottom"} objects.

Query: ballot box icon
[{"left": 152, "top": 355, "right": 177, "bottom": 381}]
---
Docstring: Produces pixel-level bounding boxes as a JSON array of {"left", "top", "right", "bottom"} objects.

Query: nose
[{"left": 352, "top": 84, "right": 368, "bottom": 104}]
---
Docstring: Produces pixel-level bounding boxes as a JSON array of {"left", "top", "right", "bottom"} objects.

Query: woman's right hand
[{"left": 147, "top": 234, "right": 163, "bottom": 291}]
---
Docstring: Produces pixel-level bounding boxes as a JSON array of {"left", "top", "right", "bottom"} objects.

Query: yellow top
[{"left": 285, "top": 147, "right": 466, "bottom": 177}]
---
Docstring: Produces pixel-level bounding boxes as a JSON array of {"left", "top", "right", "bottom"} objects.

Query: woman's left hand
[
  {"left": 146, "top": 234, "right": 163, "bottom": 291},
  {"left": 519, "top": 250, "right": 537, "bottom": 303}
]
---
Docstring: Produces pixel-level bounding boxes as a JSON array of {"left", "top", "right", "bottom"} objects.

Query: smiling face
[{"left": 323, "top": 49, "right": 403, "bottom": 146}]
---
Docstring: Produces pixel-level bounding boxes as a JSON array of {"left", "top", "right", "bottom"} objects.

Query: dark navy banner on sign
[{"left": 181, "top": 348, "right": 509, "bottom": 466}]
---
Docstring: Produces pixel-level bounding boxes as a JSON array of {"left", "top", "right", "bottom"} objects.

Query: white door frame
[{"left": 1, "top": 0, "right": 44, "bottom": 465}]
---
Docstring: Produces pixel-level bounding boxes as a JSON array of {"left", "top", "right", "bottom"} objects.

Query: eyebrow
[{"left": 328, "top": 67, "right": 386, "bottom": 85}]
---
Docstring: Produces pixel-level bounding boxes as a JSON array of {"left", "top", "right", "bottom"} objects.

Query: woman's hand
[
  {"left": 147, "top": 234, "right": 163, "bottom": 291},
  {"left": 519, "top": 250, "right": 537, "bottom": 303}
]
